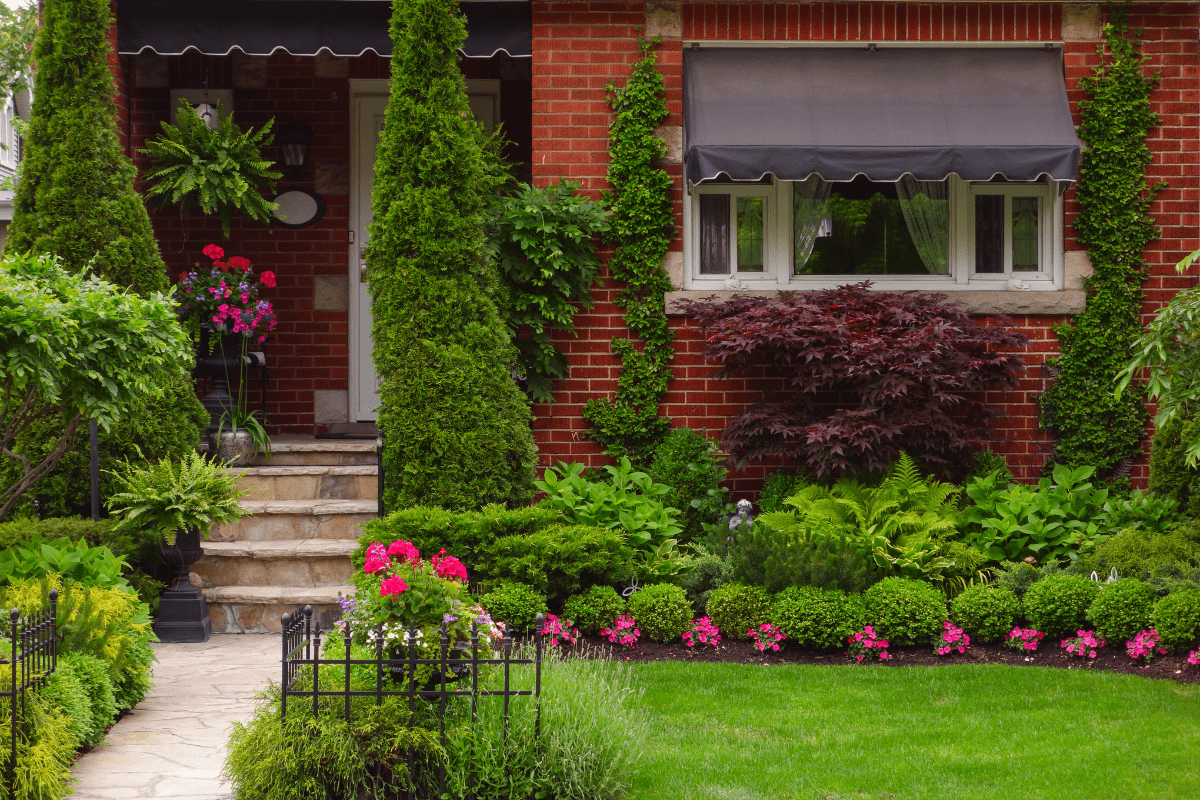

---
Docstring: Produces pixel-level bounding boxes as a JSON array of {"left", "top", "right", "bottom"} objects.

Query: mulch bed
[{"left": 573, "top": 634, "right": 1200, "bottom": 685}]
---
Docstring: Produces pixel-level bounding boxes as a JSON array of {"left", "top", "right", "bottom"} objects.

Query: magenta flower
[
  {"left": 387, "top": 539, "right": 420, "bottom": 564},
  {"left": 380, "top": 576, "right": 408, "bottom": 597}
]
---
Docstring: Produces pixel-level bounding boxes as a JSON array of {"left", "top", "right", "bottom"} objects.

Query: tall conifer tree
[
  {"left": 2, "top": 0, "right": 206, "bottom": 516},
  {"left": 367, "top": 0, "right": 536, "bottom": 511}
]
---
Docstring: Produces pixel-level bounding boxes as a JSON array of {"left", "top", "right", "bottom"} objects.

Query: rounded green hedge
[
  {"left": 563, "top": 585, "right": 626, "bottom": 635},
  {"left": 1150, "top": 589, "right": 1200, "bottom": 653},
  {"left": 1022, "top": 574, "right": 1101, "bottom": 640},
  {"left": 482, "top": 583, "right": 548, "bottom": 634},
  {"left": 770, "top": 586, "right": 863, "bottom": 649},
  {"left": 950, "top": 585, "right": 1022, "bottom": 644},
  {"left": 705, "top": 583, "right": 771, "bottom": 641},
  {"left": 627, "top": 583, "right": 691, "bottom": 642},
  {"left": 1086, "top": 578, "right": 1157, "bottom": 643},
  {"left": 863, "top": 578, "right": 946, "bottom": 646}
]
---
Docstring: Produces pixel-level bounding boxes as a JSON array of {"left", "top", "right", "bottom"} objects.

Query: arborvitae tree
[
  {"left": 367, "top": 0, "right": 537, "bottom": 512},
  {"left": 1, "top": 0, "right": 206, "bottom": 516}
]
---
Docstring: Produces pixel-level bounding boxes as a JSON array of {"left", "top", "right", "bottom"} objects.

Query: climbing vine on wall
[
  {"left": 582, "top": 38, "right": 677, "bottom": 463},
  {"left": 1038, "top": 6, "right": 1160, "bottom": 474}
]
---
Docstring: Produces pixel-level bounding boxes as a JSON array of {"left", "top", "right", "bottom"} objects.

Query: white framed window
[{"left": 684, "top": 175, "right": 1064, "bottom": 291}]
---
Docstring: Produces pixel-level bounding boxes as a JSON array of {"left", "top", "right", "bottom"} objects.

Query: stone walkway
[{"left": 70, "top": 635, "right": 278, "bottom": 800}]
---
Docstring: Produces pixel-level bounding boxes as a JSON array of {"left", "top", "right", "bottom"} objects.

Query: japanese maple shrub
[{"left": 680, "top": 284, "right": 1027, "bottom": 478}]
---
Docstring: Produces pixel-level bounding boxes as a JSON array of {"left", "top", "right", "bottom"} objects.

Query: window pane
[
  {"left": 736, "top": 197, "right": 764, "bottom": 272},
  {"left": 974, "top": 195, "right": 1004, "bottom": 274},
  {"left": 1012, "top": 196, "right": 1039, "bottom": 272},
  {"left": 699, "top": 194, "right": 730, "bottom": 275},
  {"left": 803, "top": 184, "right": 928, "bottom": 276}
]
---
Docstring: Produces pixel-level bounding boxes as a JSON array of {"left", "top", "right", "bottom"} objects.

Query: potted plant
[
  {"left": 106, "top": 450, "right": 249, "bottom": 642},
  {"left": 178, "top": 243, "right": 278, "bottom": 462}
]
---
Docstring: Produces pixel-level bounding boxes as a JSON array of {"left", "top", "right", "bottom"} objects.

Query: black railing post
[
  {"left": 281, "top": 611, "right": 290, "bottom": 720},
  {"left": 8, "top": 607, "right": 17, "bottom": 800},
  {"left": 376, "top": 434, "right": 385, "bottom": 518}
]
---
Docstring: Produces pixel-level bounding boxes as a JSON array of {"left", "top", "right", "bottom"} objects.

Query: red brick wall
[{"left": 531, "top": 1, "right": 1200, "bottom": 491}]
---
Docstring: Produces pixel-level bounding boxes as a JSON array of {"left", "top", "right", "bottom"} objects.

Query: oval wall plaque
[{"left": 271, "top": 189, "right": 325, "bottom": 229}]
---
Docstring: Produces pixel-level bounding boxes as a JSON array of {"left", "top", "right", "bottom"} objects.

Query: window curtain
[
  {"left": 793, "top": 175, "right": 832, "bottom": 273},
  {"left": 896, "top": 175, "right": 950, "bottom": 275}
]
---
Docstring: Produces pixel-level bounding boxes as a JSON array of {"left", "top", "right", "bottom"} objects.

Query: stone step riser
[
  {"left": 237, "top": 473, "right": 377, "bottom": 502},
  {"left": 207, "top": 601, "right": 341, "bottom": 635},
  {"left": 213, "top": 512, "right": 374, "bottom": 542},
  {"left": 193, "top": 555, "right": 354, "bottom": 589},
  {"left": 252, "top": 451, "right": 376, "bottom": 466}
]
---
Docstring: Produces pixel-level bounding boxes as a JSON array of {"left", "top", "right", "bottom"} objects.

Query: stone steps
[
  {"left": 194, "top": 539, "right": 359, "bottom": 589},
  {"left": 236, "top": 465, "right": 378, "bottom": 502},
  {"left": 202, "top": 584, "right": 352, "bottom": 634},
  {"left": 255, "top": 438, "right": 377, "bottom": 466},
  {"left": 211, "top": 499, "right": 376, "bottom": 542}
]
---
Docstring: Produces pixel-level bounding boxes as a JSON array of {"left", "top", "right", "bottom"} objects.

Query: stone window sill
[{"left": 664, "top": 289, "right": 1086, "bottom": 317}]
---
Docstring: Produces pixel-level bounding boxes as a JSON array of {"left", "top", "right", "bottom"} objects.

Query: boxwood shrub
[
  {"left": 1150, "top": 589, "right": 1200, "bottom": 653},
  {"left": 627, "top": 583, "right": 691, "bottom": 642},
  {"left": 1086, "top": 578, "right": 1158, "bottom": 643},
  {"left": 563, "top": 585, "right": 625, "bottom": 635},
  {"left": 705, "top": 583, "right": 771, "bottom": 641},
  {"left": 481, "top": 583, "right": 548, "bottom": 634},
  {"left": 950, "top": 585, "right": 1022, "bottom": 644},
  {"left": 1022, "top": 574, "right": 1101, "bottom": 639},
  {"left": 770, "top": 586, "right": 863, "bottom": 649},
  {"left": 863, "top": 578, "right": 946, "bottom": 646}
]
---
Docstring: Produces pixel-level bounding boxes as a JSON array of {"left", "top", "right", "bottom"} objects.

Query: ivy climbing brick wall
[{"left": 532, "top": 1, "right": 1198, "bottom": 490}]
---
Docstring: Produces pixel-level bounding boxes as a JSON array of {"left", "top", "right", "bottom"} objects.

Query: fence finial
[{"left": 8, "top": 608, "right": 17, "bottom": 623}]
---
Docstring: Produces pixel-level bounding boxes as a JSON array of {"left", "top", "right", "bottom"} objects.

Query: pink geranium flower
[
  {"left": 387, "top": 539, "right": 420, "bottom": 564},
  {"left": 431, "top": 549, "right": 468, "bottom": 582},
  {"left": 380, "top": 576, "right": 408, "bottom": 597}
]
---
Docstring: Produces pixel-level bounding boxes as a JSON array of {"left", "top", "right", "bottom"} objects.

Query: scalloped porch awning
[{"left": 116, "top": 0, "right": 531, "bottom": 58}]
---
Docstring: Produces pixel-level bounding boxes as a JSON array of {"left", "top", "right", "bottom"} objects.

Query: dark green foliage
[
  {"left": 481, "top": 583, "right": 547, "bottom": 634},
  {"left": 1149, "top": 414, "right": 1200, "bottom": 517},
  {"left": 485, "top": 524, "right": 633, "bottom": 605},
  {"left": 1039, "top": 9, "right": 1158, "bottom": 473},
  {"left": 1150, "top": 590, "right": 1200, "bottom": 653},
  {"left": 1086, "top": 578, "right": 1157, "bottom": 643},
  {"left": 1088, "top": 524, "right": 1200, "bottom": 578},
  {"left": 727, "top": 521, "right": 877, "bottom": 595},
  {"left": 704, "top": 583, "right": 771, "bottom": 641},
  {"left": 670, "top": 545, "right": 733, "bottom": 615},
  {"left": 962, "top": 450, "right": 1014, "bottom": 490},
  {"left": 487, "top": 180, "right": 609, "bottom": 403},
  {"left": 992, "top": 560, "right": 1047, "bottom": 599},
  {"left": 225, "top": 685, "right": 436, "bottom": 800},
  {"left": 113, "top": 625, "right": 155, "bottom": 710},
  {"left": 770, "top": 586, "right": 864, "bottom": 650},
  {"left": 1022, "top": 574, "right": 1101, "bottom": 639},
  {"left": 950, "top": 585, "right": 1022, "bottom": 644},
  {"left": 648, "top": 427, "right": 730, "bottom": 543},
  {"left": 582, "top": 38, "right": 676, "bottom": 462},
  {"left": 38, "top": 660, "right": 92, "bottom": 749},
  {"left": 61, "top": 651, "right": 116, "bottom": 748},
  {"left": 938, "top": 541, "right": 992, "bottom": 592},
  {"left": 367, "top": 0, "right": 536, "bottom": 512},
  {"left": 863, "top": 578, "right": 947, "bottom": 646},
  {"left": 563, "top": 585, "right": 626, "bottom": 635},
  {"left": 757, "top": 470, "right": 807, "bottom": 514},
  {"left": 0, "top": 537, "right": 130, "bottom": 592},
  {"left": 626, "top": 583, "right": 691, "bottom": 642}
]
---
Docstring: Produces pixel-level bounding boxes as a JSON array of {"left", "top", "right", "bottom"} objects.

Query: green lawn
[{"left": 631, "top": 662, "right": 1200, "bottom": 800}]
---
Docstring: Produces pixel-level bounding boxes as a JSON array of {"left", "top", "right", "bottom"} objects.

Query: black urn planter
[
  {"left": 194, "top": 330, "right": 245, "bottom": 433},
  {"left": 155, "top": 527, "right": 212, "bottom": 643}
]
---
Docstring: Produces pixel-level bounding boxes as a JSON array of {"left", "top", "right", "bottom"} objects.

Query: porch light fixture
[
  {"left": 193, "top": 102, "right": 219, "bottom": 131},
  {"left": 278, "top": 122, "right": 313, "bottom": 169}
]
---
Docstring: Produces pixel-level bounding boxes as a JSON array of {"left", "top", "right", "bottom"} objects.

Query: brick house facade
[{"left": 111, "top": 1, "right": 1199, "bottom": 492}]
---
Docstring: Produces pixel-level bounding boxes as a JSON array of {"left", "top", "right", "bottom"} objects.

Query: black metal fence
[
  {"left": 3, "top": 591, "right": 59, "bottom": 800},
  {"left": 281, "top": 605, "right": 544, "bottom": 800}
]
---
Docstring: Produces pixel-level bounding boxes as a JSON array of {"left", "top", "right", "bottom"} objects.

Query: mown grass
[{"left": 631, "top": 662, "right": 1200, "bottom": 800}]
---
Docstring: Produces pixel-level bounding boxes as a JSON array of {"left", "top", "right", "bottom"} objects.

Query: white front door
[{"left": 348, "top": 80, "right": 500, "bottom": 422}]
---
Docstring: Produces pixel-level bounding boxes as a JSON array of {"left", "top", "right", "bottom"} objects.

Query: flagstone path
[{"left": 70, "top": 635, "right": 278, "bottom": 800}]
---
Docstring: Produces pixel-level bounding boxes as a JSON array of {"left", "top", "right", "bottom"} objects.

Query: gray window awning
[
  {"left": 116, "top": 0, "right": 531, "bottom": 58},
  {"left": 683, "top": 46, "right": 1081, "bottom": 185}
]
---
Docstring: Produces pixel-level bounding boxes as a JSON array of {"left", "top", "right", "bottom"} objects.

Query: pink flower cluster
[
  {"left": 847, "top": 625, "right": 891, "bottom": 663},
  {"left": 935, "top": 621, "right": 969, "bottom": 656},
  {"left": 1126, "top": 629, "right": 1167, "bottom": 663},
  {"left": 540, "top": 614, "right": 580, "bottom": 647},
  {"left": 380, "top": 575, "right": 408, "bottom": 597},
  {"left": 1188, "top": 650, "right": 1200, "bottom": 667},
  {"left": 749, "top": 623, "right": 786, "bottom": 653},
  {"left": 600, "top": 614, "right": 640, "bottom": 650},
  {"left": 1061, "top": 630, "right": 1105, "bottom": 659},
  {"left": 1005, "top": 626, "right": 1046, "bottom": 652},
  {"left": 387, "top": 539, "right": 420, "bottom": 564},
  {"left": 431, "top": 548, "right": 468, "bottom": 583},
  {"left": 363, "top": 542, "right": 391, "bottom": 575},
  {"left": 178, "top": 244, "right": 277, "bottom": 341},
  {"left": 681, "top": 617, "right": 721, "bottom": 648}
]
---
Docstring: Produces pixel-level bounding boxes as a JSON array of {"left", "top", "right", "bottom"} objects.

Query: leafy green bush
[
  {"left": 670, "top": 544, "right": 732, "bottom": 615},
  {"left": 648, "top": 427, "right": 730, "bottom": 543},
  {"left": 0, "top": 537, "right": 131, "bottom": 591},
  {"left": 563, "top": 585, "right": 626, "bottom": 635},
  {"left": 61, "top": 651, "right": 117, "bottom": 747},
  {"left": 486, "top": 524, "right": 633, "bottom": 604},
  {"left": 0, "top": 691, "right": 75, "bottom": 800},
  {"left": 705, "top": 583, "right": 771, "bottom": 641},
  {"left": 1150, "top": 590, "right": 1200, "bottom": 653},
  {"left": 727, "top": 520, "right": 878, "bottom": 595},
  {"left": 770, "top": 586, "right": 864, "bottom": 649},
  {"left": 481, "top": 584, "right": 548, "bottom": 634},
  {"left": 950, "top": 585, "right": 1022, "bottom": 643},
  {"left": 1086, "top": 578, "right": 1157, "bottom": 643},
  {"left": 757, "top": 470, "right": 807, "bottom": 514},
  {"left": 38, "top": 660, "right": 92, "bottom": 748},
  {"left": 1087, "top": 525, "right": 1200, "bottom": 578},
  {"left": 113, "top": 624, "right": 156, "bottom": 711},
  {"left": 863, "top": 578, "right": 947, "bottom": 646},
  {"left": 0, "top": 516, "right": 159, "bottom": 568},
  {"left": 962, "top": 449, "right": 1013, "bottom": 489},
  {"left": 1022, "top": 574, "right": 1101, "bottom": 639},
  {"left": 626, "top": 583, "right": 690, "bottom": 642},
  {"left": 992, "top": 560, "right": 1046, "bottom": 598},
  {"left": 1148, "top": 414, "right": 1200, "bottom": 517}
]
